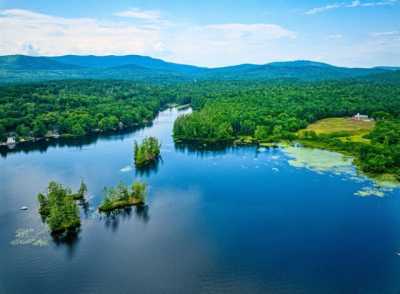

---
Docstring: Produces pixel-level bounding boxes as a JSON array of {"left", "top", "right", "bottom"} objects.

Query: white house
[
  {"left": 353, "top": 113, "right": 371, "bottom": 121},
  {"left": 6, "top": 136, "right": 16, "bottom": 145}
]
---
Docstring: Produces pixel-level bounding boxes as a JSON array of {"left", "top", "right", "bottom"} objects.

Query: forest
[
  {"left": 0, "top": 80, "right": 190, "bottom": 143},
  {"left": 2, "top": 77, "right": 400, "bottom": 179},
  {"left": 172, "top": 80, "right": 400, "bottom": 179}
]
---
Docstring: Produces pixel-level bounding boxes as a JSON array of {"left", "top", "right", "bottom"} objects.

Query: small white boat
[{"left": 20, "top": 206, "right": 28, "bottom": 211}]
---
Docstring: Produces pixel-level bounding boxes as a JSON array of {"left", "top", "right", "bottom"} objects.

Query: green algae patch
[
  {"left": 354, "top": 187, "right": 386, "bottom": 198},
  {"left": 11, "top": 228, "right": 49, "bottom": 247},
  {"left": 282, "top": 145, "right": 399, "bottom": 197},
  {"left": 283, "top": 146, "right": 354, "bottom": 175}
]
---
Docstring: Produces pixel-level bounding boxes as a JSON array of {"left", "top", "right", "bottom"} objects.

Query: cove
[{"left": 1, "top": 107, "right": 400, "bottom": 294}]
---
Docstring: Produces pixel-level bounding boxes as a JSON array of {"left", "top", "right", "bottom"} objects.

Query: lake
[{"left": 1, "top": 107, "right": 400, "bottom": 294}]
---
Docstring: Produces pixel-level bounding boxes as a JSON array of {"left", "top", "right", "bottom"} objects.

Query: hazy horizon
[
  {"left": 3, "top": 53, "right": 400, "bottom": 69},
  {"left": 1, "top": 0, "right": 399, "bottom": 68}
]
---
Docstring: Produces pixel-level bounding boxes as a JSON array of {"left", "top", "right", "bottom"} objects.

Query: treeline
[
  {"left": 362, "top": 119, "right": 400, "bottom": 177},
  {"left": 173, "top": 81, "right": 400, "bottom": 143},
  {"left": 0, "top": 80, "right": 190, "bottom": 143},
  {"left": 172, "top": 80, "right": 400, "bottom": 178}
]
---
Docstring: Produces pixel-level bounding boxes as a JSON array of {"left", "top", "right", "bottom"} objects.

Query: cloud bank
[
  {"left": 0, "top": 8, "right": 296, "bottom": 66},
  {"left": 0, "top": 7, "right": 399, "bottom": 67},
  {"left": 306, "top": 0, "right": 398, "bottom": 15}
]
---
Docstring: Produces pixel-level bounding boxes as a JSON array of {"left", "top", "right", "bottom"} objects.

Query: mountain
[
  {"left": 373, "top": 66, "right": 400, "bottom": 71},
  {"left": 203, "top": 60, "right": 389, "bottom": 81},
  {"left": 0, "top": 55, "right": 81, "bottom": 70},
  {"left": 0, "top": 55, "right": 398, "bottom": 83},
  {"left": 357, "top": 69, "right": 400, "bottom": 83},
  {"left": 49, "top": 55, "right": 205, "bottom": 74}
]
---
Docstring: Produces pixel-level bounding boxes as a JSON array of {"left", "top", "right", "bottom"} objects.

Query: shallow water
[{"left": 1, "top": 108, "right": 400, "bottom": 294}]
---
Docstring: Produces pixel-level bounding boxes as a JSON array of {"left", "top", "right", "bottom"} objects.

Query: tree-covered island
[
  {"left": 37, "top": 180, "right": 87, "bottom": 234},
  {"left": 134, "top": 137, "right": 161, "bottom": 168},
  {"left": 99, "top": 182, "right": 146, "bottom": 212}
]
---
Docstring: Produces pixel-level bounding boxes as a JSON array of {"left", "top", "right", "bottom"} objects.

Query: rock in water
[{"left": 20, "top": 206, "right": 28, "bottom": 211}]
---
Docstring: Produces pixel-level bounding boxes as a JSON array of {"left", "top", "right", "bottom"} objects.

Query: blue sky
[{"left": 0, "top": 0, "right": 399, "bottom": 67}]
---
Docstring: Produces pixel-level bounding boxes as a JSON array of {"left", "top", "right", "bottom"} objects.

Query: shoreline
[{"left": 2, "top": 104, "right": 192, "bottom": 150}]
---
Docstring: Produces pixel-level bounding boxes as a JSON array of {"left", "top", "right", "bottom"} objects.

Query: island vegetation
[
  {"left": 37, "top": 180, "right": 87, "bottom": 234},
  {"left": 99, "top": 182, "right": 146, "bottom": 212},
  {"left": 134, "top": 137, "right": 161, "bottom": 168}
]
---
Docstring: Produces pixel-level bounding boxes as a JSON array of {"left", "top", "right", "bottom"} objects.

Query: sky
[{"left": 0, "top": 0, "right": 399, "bottom": 67}]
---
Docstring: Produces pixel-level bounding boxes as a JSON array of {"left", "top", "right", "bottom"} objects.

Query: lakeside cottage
[
  {"left": 6, "top": 136, "right": 16, "bottom": 145},
  {"left": 352, "top": 113, "right": 372, "bottom": 121}
]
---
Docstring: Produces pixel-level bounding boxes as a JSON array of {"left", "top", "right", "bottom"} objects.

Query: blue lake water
[{"left": 1, "top": 107, "right": 400, "bottom": 294}]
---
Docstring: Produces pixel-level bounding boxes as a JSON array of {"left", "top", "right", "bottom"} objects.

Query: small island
[
  {"left": 37, "top": 180, "right": 87, "bottom": 235},
  {"left": 134, "top": 137, "right": 161, "bottom": 168},
  {"left": 98, "top": 181, "right": 146, "bottom": 212}
]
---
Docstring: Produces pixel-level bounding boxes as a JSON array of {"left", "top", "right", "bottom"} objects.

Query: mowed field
[{"left": 300, "top": 117, "right": 375, "bottom": 143}]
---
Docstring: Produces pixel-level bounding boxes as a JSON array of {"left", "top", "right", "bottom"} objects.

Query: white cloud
[
  {"left": 204, "top": 23, "right": 296, "bottom": 41},
  {"left": 306, "top": 4, "right": 342, "bottom": 15},
  {"left": 306, "top": 0, "right": 398, "bottom": 15},
  {"left": 1, "top": 8, "right": 397, "bottom": 67},
  {"left": 0, "top": 9, "right": 296, "bottom": 67},
  {"left": 165, "top": 23, "right": 296, "bottom": 66},
  {"left": 0, "top": 9, "right": 163, "bottom": 56},
  {"left": 114, "top": 8, "right": 162, "bottom": 22},
  {"left": 371, "top": 31, "right": 400, "bottom": 37}
]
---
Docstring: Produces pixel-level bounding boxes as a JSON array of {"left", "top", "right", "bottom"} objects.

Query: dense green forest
[
  {"left": 173, "top": 81, "right": 400, "bottom": 142},
  {"left": 0, "top": 80, "right": 190, "bottom": 143},
  {"left": 2, "top": 75, "right": 400, "bottom": 179},
  {"left": 172, "top": 80, "right": 400, "bottom": 179}
]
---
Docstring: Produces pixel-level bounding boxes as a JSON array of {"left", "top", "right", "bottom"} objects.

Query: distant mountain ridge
[
  {"left": 49, "top": 55, "right": 205, "bottom": 74},
  {"left": 0, "top": 54, "right": 398, "bottom": 83},
  {"left": 0, "top": 55, "right": 81, "bottom": 70}
]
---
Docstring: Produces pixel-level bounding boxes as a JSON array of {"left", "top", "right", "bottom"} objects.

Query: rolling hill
[
  {"left": 0, "top": 55, "right": 398, "bottom": 83},
  {"left": 0, "top": 55, "right": 81, "bottom": 70}
]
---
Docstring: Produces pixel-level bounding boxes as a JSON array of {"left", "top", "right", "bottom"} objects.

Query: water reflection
[
  {"left": 79, "top": 199, "right": 91, "bottom": 218},
  {"left": 0, "top": 124, "right": 152, "bottom": 158},
  {"left": 174, "top": 141, "right": 231, "bottom": 157},
  {"left": 135, "top": 157, "right": 163, "bottom": 177},
  {"left": 52, "top": 230, "right": 81, "bottom": 259},
  {"left": 134, "top": 205, "right": 150, "bottom": 223},
  {"left": 2, "top": 106, "right": 400, "bottom": 294},
  {"left": 100, "top": 205, "right": 150, "bottom": 232}
]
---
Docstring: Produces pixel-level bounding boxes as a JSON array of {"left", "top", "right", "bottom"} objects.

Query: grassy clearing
[
  {"left": 299, "top": 117, "right": 375, "bottom": 143},
  {"left": 303, "top": 117, "right": 375, "bottom": 134}
]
